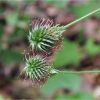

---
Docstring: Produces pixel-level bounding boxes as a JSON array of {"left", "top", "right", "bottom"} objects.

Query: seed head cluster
[
  {"left": 29, "top": 18, "right": 65, "bottom": 53},
  {"left": 24, "top": 55, "right": 51, "bottom": 80},
  {"left": 24, "top": 17, "right": 65, "bottom": 81}
]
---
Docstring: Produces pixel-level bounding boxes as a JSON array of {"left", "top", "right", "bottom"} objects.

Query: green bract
[
  {"left": 24, "top": 55, "right": 51, "bottom": 80},
  {"left": 29, "top": 18, "right": 65, "bottom": 53}
]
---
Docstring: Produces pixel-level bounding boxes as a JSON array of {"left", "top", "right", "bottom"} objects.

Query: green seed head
[
  {"left": 29, "top": 18, "right": 65, "bottom": 53},
  {"left": 24, "top": 55, "right": 51, "bottom": 80}
]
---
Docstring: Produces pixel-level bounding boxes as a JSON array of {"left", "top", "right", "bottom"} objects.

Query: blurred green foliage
[
  {"left": 6, "top": 12, "right": 19, "bottom": 26},
  {"left": 8, "top": 27, "right": 27, "bottom": 44},
  {"left": 45, "top": 0, "right": 69, "bottom": 9},
  {"left": 53, "top": 38, "right": 100, "bottom": 68},
  {"left": 69, "top": 0, "right": 100, "bottom": 18},
  {"left": 0, "top": 26, "right": 3, "bottom": 40},
  {"left": 0, "top": 5, "right": 29, "bottom": 64},
  {"left": 41, "top": 72, "right": 81, "bottom": 95},
  {"left": 0, "top": 96, "right": 5, "bottom": 100},
  {"left": 85, "top": 39, "right": 100, "bottom": 55},
  {"left": 0, "top": 49, "right": 23, "bottom": 64},
  {"left": 53, "top": 39, "right": 82, "bottom": 67},
  {"left": 55, "top": 92, "right": 94, "bottom": 100},
  {"left": 46, "top": 0, "right": 100, "bottom": 17}
]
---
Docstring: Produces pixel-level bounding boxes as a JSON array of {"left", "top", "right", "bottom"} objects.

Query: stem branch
[
  {"left": 64, "top": 8, "right": 100, "bottom": 29},
  {"left": 51, "top": 69, "right": 100, "bottom": 74}
]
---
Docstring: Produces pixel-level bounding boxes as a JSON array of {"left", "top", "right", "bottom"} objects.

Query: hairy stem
[
  {"left": 64, "top": 8, "right": 100, "bottom": 29},
  {"left": 51, "top": 69, "right": 100, "bottom": 74}
]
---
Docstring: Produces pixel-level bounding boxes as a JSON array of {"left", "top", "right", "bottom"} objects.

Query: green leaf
[
  {"left": 70, "top": 0, "right": 100, "bottom": 18},
  {"left": 8, "top": 27, "right": 27, "bottom": 44},
  {"left": 0, "top": 8, "right": 5, "bottom": 14},
  {"left": 55, "top": 92, "right": 94, "bottom": 100},
  {"left": 6, "top": 12, "right": 19, "bottom": 26},
  {"left": 6, "top": 0, "right": 19, "bottom": 6},
  {"left": 0, "top": 25, "right": 3, "bottom": 39},
  {"left": 0, "top": 95, "right": 5, "bottom": 100},
  {"left": 45, "top": 0, "right": 69, "bottom": 9},
  {"left": 0, "top": 49, "right": 23, "bottom": 64},
  {"left": 41, "top": 72, "right": 81, "bottom": 95},
  {"left": 70, "top": 4, "right": 92, "bottom": 18},
  {"left": 85, "top": 39, "right": 100, "bottom": 55},
  {"left": 53, "top": 39, "right": 82, "bottom": 67}
]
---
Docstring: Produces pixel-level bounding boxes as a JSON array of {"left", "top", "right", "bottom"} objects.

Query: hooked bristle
[
  {"left": 24, "top": 55, "right": 51, "bottom": 80},
  {"left": 31, "top": 17, "right": 53, "bottom": 29},
  {"left": 29, "top": 17, "right": 65, "bottom": 53}
]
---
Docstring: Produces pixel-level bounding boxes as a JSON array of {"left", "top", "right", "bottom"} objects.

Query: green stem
[
  {"left": 64, "top": 8, "right": 100, "bottom": 29},
  {"left": 51, "top": 69, "right": 100, "bottom": 74}
]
